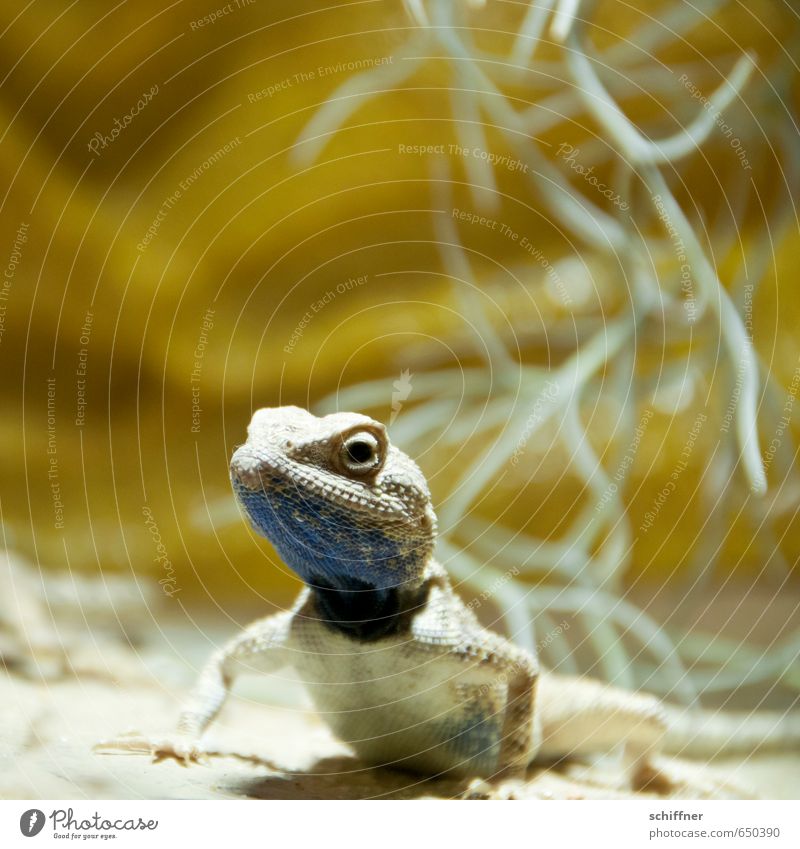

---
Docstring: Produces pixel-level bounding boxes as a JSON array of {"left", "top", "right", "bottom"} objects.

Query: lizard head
[{"left": 230, "top": 406, "right": 437, "bottom": 592}]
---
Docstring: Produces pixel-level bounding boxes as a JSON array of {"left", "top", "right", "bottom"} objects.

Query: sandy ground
[
  {"left": 2, "top": 627, "right": 798, "bottom": 801},
  {"left": 2, "top": 552, "right": 798, "bottom": 800}
]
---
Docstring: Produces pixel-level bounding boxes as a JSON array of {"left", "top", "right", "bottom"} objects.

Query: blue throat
[{"left": 234, "top": 479, "right": 427, "bottom": 640}]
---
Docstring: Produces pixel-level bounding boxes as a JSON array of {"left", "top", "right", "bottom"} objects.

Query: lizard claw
[
  {"left": 632, "top": 758, "right": 754, "bottom": 800},
  {"left": 94, "top": 732, "right": 209, "bottom": 766},
  {"left": 462, "top": 777, "right": 530, "bottom": 800}
]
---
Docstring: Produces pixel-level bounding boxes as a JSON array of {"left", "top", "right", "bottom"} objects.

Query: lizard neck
[{"left": 309, "top": 572, "right": 432, "bottom": 642}]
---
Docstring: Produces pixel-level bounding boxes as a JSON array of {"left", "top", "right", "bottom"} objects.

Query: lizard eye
[{"left": 338, "top": 431, "right": 382, "bottom": 475}]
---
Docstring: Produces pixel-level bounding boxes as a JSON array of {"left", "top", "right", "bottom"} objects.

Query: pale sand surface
[{"left": 2, "top": 618, "right": 797, "bottom": 801}]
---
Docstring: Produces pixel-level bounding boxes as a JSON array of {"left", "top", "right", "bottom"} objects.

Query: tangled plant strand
[{"left": 306, "top": 0, "right": 800, "bottom": 703}]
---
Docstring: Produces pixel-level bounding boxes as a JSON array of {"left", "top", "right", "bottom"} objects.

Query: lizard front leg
[
  {"left": 457, "top": 637, "right": 540, "bottom": 798},
  {"left": 494, "top": 647, "right": 539, "bottom": 778},
  {"left": 95, "top": 609, "right": 296, "bottom": 765},
  {"left": 409, "top": 582, "right": 540, "bottom": 794}
]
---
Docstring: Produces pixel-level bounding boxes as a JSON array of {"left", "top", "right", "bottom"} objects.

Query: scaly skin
[{"left": 98, "top": 406, "right": 800, "bottom": 796}]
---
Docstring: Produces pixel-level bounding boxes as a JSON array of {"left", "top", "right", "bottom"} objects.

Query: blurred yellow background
[{"left": 1, "top": 0, "right": 798, "bottom": 615}]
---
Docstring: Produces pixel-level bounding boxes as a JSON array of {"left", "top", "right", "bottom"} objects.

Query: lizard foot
[
  {"left": 462, "top": 778, "right": 558, "bottom": 800},
  {"left": 93, "top": 732, "right": 209, "bottom": 766},
  {"left": 632, "top": 761, "right": 678, "bottom": 795},
  {"left": 463, "top": 778, "right": 523, "bottom": 799},
  {"left": 632, "top": 758, "right": 753, "bottom": 800}
]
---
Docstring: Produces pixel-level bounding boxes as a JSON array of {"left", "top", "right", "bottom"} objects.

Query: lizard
[{"left": 99, "top": 405, "right": 800, "bottom": 796}]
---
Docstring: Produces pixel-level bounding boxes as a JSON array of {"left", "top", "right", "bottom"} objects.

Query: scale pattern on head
[{"left": 230, "top": 406, "right": 437, "bottom": 592}]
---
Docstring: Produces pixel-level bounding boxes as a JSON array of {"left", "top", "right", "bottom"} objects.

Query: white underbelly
[{"left": 294, "top": 631, "right": 506, "bottom": 777}]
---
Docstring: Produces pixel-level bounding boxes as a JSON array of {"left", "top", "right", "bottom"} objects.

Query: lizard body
[{"left": 103, "top": 406, "right": 800, "bottom": 794}]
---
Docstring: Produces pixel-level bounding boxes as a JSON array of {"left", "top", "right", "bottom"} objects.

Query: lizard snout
[{"left": 229, "top": 446, "right": 268, "bottom": 491}]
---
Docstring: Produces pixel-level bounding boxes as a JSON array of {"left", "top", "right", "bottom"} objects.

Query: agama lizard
[{"left": 101, "top": 406, "right": 800, "bottom": 796}]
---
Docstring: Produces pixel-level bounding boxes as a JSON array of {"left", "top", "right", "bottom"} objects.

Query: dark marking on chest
[{"left": 310, "top": 575, "right": 429, "bottom": 642}]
